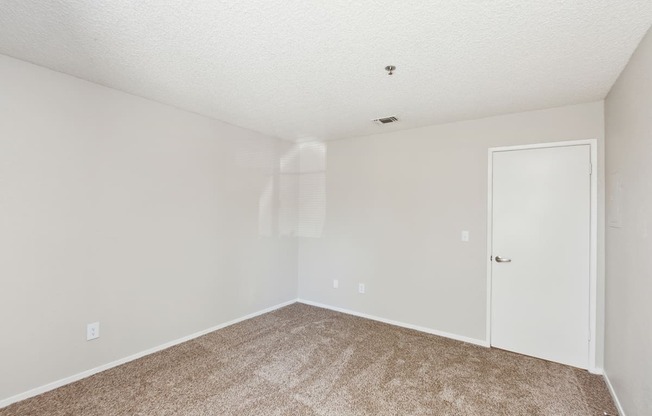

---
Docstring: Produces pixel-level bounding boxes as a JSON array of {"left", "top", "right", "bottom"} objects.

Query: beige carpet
[{"left": 2, "top": 303, "right": 617, "bottom": 415}]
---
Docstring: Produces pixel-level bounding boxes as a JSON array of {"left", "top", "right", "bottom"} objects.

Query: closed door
[{"left": 491, "top": 144, "right": 591, "bottom": 369}]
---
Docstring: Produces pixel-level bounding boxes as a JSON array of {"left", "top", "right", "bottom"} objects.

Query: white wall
[
  {"left": 604, "top": 27, "right": 652, "bottom": 415},
  {"left": 0, "top": 50, "right": 613, "bottom": 406},
  {"left": 298, "top": 102, "right": 605, "bottom": 347},
  {"left": 0, "top": 54, "right": 298, "bottom": 402}
]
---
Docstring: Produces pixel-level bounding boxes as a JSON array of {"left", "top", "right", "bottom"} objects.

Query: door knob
[{"left": 495, "top": 256, "right": 512, "bottom": 263}]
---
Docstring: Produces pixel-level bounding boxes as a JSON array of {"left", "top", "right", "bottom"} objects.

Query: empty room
[{"left": 1, "top": 1, "right": 651, "bottom": 415}]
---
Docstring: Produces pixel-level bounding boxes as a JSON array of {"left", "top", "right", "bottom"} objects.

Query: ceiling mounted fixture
[
  {"left": 385, "top": 65, "right": 396, "bottom": 75},
  {"left": 372, "top": 116, "right": 399, "bottom": 125}
]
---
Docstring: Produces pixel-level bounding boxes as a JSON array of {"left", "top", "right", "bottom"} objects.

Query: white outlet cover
[
  {"left": 461, "top": 230, "right": 470, "bottom": 242},
  {"left": 333, "top": 279, "right": 339, "bottom": 289},
  {"left": 358, "top": 283, "right": 365, "bottom": 294},
  {"left": 87, "top": 322, "right": 100, "bottom": 341}
]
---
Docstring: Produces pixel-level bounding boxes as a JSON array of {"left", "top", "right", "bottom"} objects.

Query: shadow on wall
[{"left": 256, "top": 141, "right": 327, "bottom": 239}]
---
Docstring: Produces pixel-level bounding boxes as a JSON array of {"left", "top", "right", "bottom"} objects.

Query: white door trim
[{"left": 486, "top": 139, "right": 599, "bottom": 373}]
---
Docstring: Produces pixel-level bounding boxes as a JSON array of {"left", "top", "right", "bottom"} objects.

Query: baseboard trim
[
  {"left": 0, "top": 298, "right": 298, "bottom": 409},
  {"left": 603, "top": 371, "right": 626, "bottom": 416},
  {"left": 589, "top": 366, "right": 604, "bottom": 375},
  {"left": 297, "top": 298, "right": 489, "bottom": 347}
]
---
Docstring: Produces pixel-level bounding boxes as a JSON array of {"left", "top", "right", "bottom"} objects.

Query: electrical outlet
[
  {"left": 87, "top": 322, "right": 100, "bottom": 341},
  {"left": 358, "top": 283, "right": 365, "bottom": 294},
  {"left": 333, "top": 279, "right": 339, "bottom": 289}
]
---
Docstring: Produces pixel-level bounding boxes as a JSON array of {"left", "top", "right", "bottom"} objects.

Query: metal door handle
[{"left": 495, "top": 256, "right": 512, "bottom": 263}]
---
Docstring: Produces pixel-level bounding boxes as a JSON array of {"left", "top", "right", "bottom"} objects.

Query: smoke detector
[{"left": 372, "top": 116, "right": 399, "bottom": 125}]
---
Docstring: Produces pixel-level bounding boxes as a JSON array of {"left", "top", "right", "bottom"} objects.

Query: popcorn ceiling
[{"left": 0, "top": 1, "right": 650, "bottom": 141}]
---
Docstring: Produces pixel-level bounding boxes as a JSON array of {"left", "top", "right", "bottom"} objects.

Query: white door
[{"left": 491, "top": 144, "right": 591, "bottom": 369}]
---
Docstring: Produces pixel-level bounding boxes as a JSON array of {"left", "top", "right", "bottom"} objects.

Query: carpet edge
[
  {"left": 603, "top": 371, "right": 626, "bottom": 416},
  {"left": 297, "top": 298, "right": 489, "bottom": 347},
  {"left": 0, "top": 298, "right": 299, "bottom": 409}
]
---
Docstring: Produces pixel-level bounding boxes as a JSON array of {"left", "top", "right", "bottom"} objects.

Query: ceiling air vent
[{"left": 372, "top": 116, "right": 399, "bottom": 125}]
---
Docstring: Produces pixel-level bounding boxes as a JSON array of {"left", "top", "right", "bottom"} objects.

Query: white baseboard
[
  {"left": 589, "top": 366, "right": 604, "bottom": 375},
  {"left": 603, "top": 371, "right": 626, "bottom": 416},
  {"left": 297, "top": 298, "right": 489, "bottom": 347},
  {"left": 0, "top": 299, "right": 298, "bottom": 409}
]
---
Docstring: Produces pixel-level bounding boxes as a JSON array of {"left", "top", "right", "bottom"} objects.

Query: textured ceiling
[{"left": 1, "top": 1, "right": 651, "bottom": 141}]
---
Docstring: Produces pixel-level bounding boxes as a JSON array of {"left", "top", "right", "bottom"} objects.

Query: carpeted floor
[{"left": 2, "top": 303, "right": 618, "bottom": 415}]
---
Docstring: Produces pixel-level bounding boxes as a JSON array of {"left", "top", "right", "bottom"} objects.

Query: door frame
[{"left": 486, "top": 139, "right": 599, "bottom": 373}]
